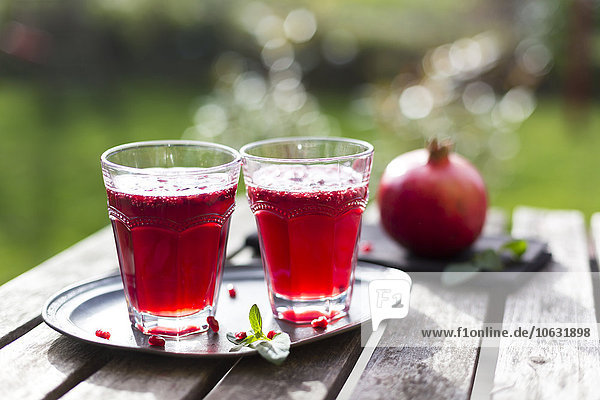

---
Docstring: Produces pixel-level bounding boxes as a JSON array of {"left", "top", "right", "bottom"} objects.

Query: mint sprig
[
  {"left": 249, "top": 304, "right": 262, "bottom": 336},
  {"left": 226, "top": 304, "right": 290, "bottom": 365},
  {"left": 500, "top": 239, "right": 527, "bottom": 258},
  {"left": 442, "top": 238, "right": 528, "bottom": 286}
]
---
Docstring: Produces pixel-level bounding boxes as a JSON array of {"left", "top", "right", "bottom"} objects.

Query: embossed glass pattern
[
  {"left": 101, "top": 141, "right": 240, "bottom": 336},
  {"left": 241, "top": 137, "right": 373, "bottom": 324}
]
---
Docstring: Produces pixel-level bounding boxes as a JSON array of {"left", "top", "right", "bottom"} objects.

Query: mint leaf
[
  {"left": 473, "top": 249, "right": 504, "bottom": 271},
  {"left": 254, "top": 333, "right": 291, "bottom": 366},
  {"left": 442, "top": 238, "right": 529, "bottom": 286},
  {"left": 249, "top": 304, "right": 262, "bottom": 336},
  {"left": 500, "top": 239, "right": 527, "bottom": 259},
  {"left": 226, "top": 330, "right": 260, "bottom": 347},
  {"left": 226, "top": 332, "right": 238, "bottom": 344},
  {"left": 442, "top": 263, "right": 480, "bottom": 286},
  {"left": 228, "top": 305, "right": 291, "bottom": 364}
]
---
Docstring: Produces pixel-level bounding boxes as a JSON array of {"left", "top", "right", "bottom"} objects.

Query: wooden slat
[
  {"left": 482, "top": 208, "right": 508, "bottom": 236},
  {"left": 60, "top": 354, "right": 235, "bottom": 400},
  {"left": 343, "top": 209, "right": 507, "bottom": 399},
  {"left": 589, "top": 213, "right": 600, "bottom": 266},
  {"left": 0, "top": 227, "right": 117, "bottom": 348},
  {"left": 0, "top": 324, "right": 111, "bottom": 400},
  {"left": 491, "top": 207, "right": 600, "bottom": 398},
  {"left": 205, "top": 330, "right": 362, "bottom": 400},
  {"left": 348, "top": 284, "right": 488, "bottom": 399}
]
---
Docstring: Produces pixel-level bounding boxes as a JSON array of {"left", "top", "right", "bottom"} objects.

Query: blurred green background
[{"left": 1, "top": 0, "right": 599, "bottom": 284}]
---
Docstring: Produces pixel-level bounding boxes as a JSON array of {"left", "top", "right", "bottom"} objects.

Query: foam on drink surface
[
  {"left": 250, "top": 165, "right": 364, "bottom": 192},
  {"left": 112, "top": 168, "right": 233, "bottom": 197}
]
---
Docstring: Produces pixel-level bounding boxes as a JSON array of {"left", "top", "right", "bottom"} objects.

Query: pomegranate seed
[
  {"left": 235, "top": 331, "right": 247, "bottom": 340},
  {"left": 95, "top": 329, "right": 110, "bottom": 340},
  {"left": 360, "top": 241, "right": 373, "bottom": 254},
  {"left": 267, "top": 330, "right": 278, "bottom": 340},
  {"left": 227, "top": 284, "right": 237, "bottom": 298},
  {"left": 148, "top": 335, "right": 165, "bottom": 347},
  {"left": 207, "top": 316, "right": 219, "bottom": 333},
  {"left": 311, "top": 316, "right": 328, "bottom": 329}
]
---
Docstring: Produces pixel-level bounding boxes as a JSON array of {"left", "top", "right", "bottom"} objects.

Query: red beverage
[
  {"left": 107, "top": 173, "right": 236, "bottom": 320},
  {"left": 247, "top": 165, "right": 368, "bottom": 322}
]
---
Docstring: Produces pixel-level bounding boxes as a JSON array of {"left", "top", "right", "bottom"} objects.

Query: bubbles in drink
[
  {"left": 251, "top": 164, "right": 363, "bottom": 192},
  {"left": 111, "top": 168, "right": 233, "bottom": 197}
]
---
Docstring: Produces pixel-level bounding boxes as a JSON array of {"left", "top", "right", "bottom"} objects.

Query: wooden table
[{"left": 2, "top": 202, "right": 600, "bottom": 400}]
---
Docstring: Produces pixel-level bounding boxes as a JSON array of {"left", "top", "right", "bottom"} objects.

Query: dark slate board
[{"left": 359, "top": 223, "right": 551, "bottom": 273}]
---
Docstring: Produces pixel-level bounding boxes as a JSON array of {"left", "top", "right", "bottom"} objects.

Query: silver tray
[{"left": 42, "top": 263, "right": 408, "bottom": 357}]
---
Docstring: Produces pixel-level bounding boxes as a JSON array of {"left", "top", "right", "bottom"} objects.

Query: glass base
[
  {"left": 128, "top": 306, "right": 212, "bottom": 337},
  {"left": 270, "top": 288, "right": 352, "bottom": 324}
]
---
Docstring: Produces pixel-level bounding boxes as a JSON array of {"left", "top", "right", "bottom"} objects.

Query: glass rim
[
  {"left": 101, "top": 140, "right": 241, "bottom": 175},
  {"left": 239, "top": 136, "right": 374, "bottom": 164}
]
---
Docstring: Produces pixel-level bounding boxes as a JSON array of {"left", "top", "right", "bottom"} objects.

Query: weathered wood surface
[
  {"left": 0, "top": 324, "right": 111, "bottom": 400},
  {"left": 344, "top": 209, "right": 507, "bottom": 399},
  {"left": 491, "top": 207, "right": 600, "bottom": 399},
  {"left": 0, "top": 227, "right": 117, "bottom": 349},
  {"left": 205, "top": 330, "right": 362, "bottom": 400},
  {"left": 347, "top": 284, "right": 487, "bottom": 400},
  {"left": 589, "top": 213, "right": 600, "bottom": 266},
  {"left": 61, "top": 353, "right": 235, "bottom": 400}
]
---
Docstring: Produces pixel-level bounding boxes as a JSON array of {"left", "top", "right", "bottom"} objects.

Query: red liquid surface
[
  {"left": 247, "top": 166, "right": 368, "bottom": 302},
  {"left": 107, "top": 179, "right": 236, "bottom": 318}
]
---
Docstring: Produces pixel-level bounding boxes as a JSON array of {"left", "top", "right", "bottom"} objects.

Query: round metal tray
[{"left": 42, "top": 263, "right": 408, "bottom": 357}]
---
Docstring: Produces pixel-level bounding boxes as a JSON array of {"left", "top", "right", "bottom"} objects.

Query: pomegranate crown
[{"left": 427, "top": 138, "right": 453, "bottom": 163}]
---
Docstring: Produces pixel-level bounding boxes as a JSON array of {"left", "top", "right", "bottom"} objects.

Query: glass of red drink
[
  {"left": 240, "top": 137, "right": 373, "bottom": 324},
  {"left": 101, "top": 141, "right": 240, "bottom": 336}
]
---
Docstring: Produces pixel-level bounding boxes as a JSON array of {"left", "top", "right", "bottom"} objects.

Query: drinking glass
[
  {"left": 240, "top": 137, "right": 374, "bottom": 323},
  {"left": 101, "top": 141, "right": 240, "bottom": 336}
]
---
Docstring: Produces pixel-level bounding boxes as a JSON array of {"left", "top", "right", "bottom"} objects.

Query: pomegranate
[
  {"left": 95, "top": 329, "right": 111, "bottom": 340},
  {"left": 377, "top": 139, "right": 487, "bottom": 258},
  {"left": 227, "top": 284, "right": 237, "bottom": 298},
  {"left": 207, "top": 316, "right": 219, "bottom": 333},
  {"left": 148, "top": 335, "right": 166, "bottom": 347},
  {"left": 311, "top": 316, "right": 328, "bottom": 329}
]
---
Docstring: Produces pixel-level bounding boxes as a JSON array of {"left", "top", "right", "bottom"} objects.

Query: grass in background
[
  {"left": 493, "top": 102, "right": 600, "bottom": 214},
  {"left": 0, "top": 79, "right": 599, "bottom": 284},
  {"left": 0, "top": 79, "right": 199, "bottom": 283}
]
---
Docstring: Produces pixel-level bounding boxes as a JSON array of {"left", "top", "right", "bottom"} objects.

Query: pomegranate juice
[
  {"left": 247, "top": 165, "right": 368, "bottom": 319},
  {"left": 107, "top": 172, "right": 236, "bottom": 319}
]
